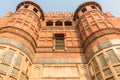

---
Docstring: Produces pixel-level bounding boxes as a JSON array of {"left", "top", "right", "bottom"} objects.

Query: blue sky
[{"left": 0, "top": 0, "right": 120, "bottom": 17}]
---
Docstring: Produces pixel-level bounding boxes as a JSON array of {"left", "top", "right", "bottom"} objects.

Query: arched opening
[
  {"left": 64, "top": 21, "right": 72, "bottom": 26},
  {"left": 55, "top": 21, "right": 63, "bottom": 26},
  {"left": 24, "top": 5, "right": 29, "bottom": 8},
  {"left": 46, "top": 21, "right": 53, "bottom": 26},
  {"left": 33, "top": 7, "right": 38, "bottom": 13},
  {"left": 81, "top": 7, "right": 87, "bottom": 13},
  {"left": 91, "top": 5, "right": 96, "bottom": 9}
]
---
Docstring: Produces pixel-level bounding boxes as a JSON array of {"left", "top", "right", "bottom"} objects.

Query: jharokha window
[
  {"left": 81, "top": 7, "right": 87, "bottom": 13},
  {"left": 64, "top": 21, "right": 72, "bottom": 26},
  {"left": 54, "top": 34, "right": 65, "bottom": 50},
  {"left": 46, "top": 21, "right": 53, "bottom": 26},
  {"left": 55, "top": 21, "right": 63, "bottom": 26}
]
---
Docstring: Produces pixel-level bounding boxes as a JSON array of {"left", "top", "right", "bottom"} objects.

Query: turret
[
  {"left": 16, "top": 1, "right": 44, "bottom": 19},
  {"left": 0, "top": 1, "right": 45, "bottom": 80},
  {"left": 1, "top": 1, "right": 45, "bottom": 54},
  {"left": 74, "top": 1, "right": 120, "bottom": 80}
]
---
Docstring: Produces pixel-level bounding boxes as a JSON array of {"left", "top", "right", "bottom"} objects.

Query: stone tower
[
  {"left": 0, "top": 1, "right": 120, "bottom": 80},
  {"left": 74, "top": 1, "right": 120, "bottom": 80}
]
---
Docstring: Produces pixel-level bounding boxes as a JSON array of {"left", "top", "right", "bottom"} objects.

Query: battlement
[{"left": 44, "top": 12, "right": 73, "bottom": 17}]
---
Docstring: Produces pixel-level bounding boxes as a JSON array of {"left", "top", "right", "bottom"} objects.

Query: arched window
[
  {"left": 46, "top": 21, "right": 53, "bottom": 26},
  {"left": 55, "top": 21, "right": 63, "bottom": 26},
  {"left": 91, "top": 6, "right": 96, "bottom": 9},
  {"left": 81, "top": 7, "right": 87, "bottom": 13},
  {"left": 33, "top": 7, "right": 38, "bottom": 13},
  {"left": 24, "top": 5, "right": 29, "bottom": 8},
  {"left": 64, "top": 21, "right": 72, "bottom": 26}
]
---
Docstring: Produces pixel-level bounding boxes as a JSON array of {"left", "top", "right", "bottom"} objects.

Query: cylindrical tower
[
  {"left": 74, "top": 1, "right": 120, "bottom": 80},
  {"left": 3, "top": 1, "right": 44, "bottom": 53},
  {"left": 0, "top": 1, "right": 44, "bottom": 80}
]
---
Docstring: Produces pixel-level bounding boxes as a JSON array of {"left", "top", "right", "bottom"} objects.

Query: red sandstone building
[{"left": 0, "top": 1, "right": 120, "bottom": 80}]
